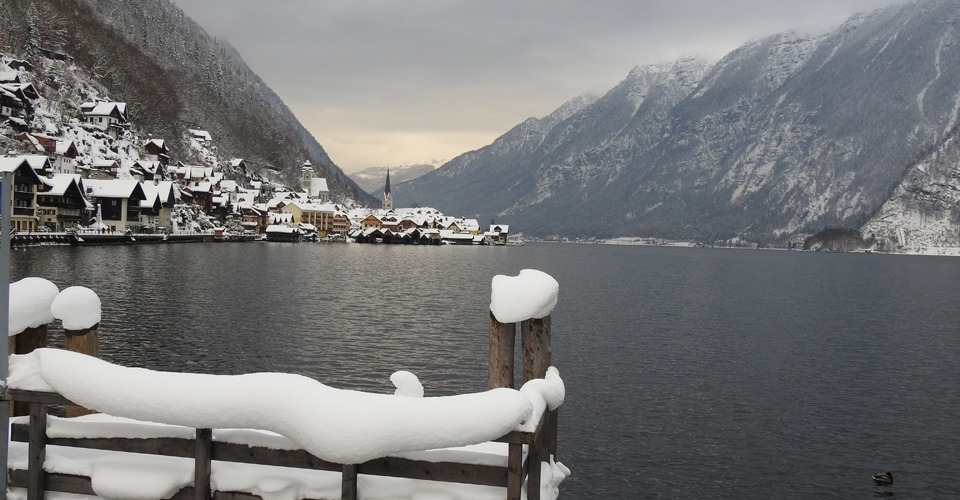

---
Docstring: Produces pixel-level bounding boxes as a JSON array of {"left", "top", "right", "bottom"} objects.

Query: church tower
[
  {"left": 301, "top": 160, "right": 313, "bottom": 191},
  {"left": 382, "top": 168, "right": 394, "bottom": 210}
]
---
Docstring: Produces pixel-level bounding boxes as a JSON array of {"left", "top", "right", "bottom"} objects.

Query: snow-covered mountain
[
  {"left": 0, "top": 0, "right": 376, "bottom": 205},
  {"left": 394, "top": 0, "right": 960, "bottom": 246},
  {"left": 349, "top": 163, "right": 440, "bottom": 196}
]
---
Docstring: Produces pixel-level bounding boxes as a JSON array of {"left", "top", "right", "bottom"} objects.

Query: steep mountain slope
[
  {"left": 861, "top": 123, "right": 960, "bottom": 251},
  {"left": 395, "top": 0, "right": 960, "bottom": 243},
  {"left": 0, "top": 0, "right": 375, "bottom": 205}
]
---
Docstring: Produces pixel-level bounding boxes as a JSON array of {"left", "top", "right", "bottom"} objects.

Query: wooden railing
[
  {"left": 5, "top": 283, "right": 561, "bottom": 499},
  {"left": 4, "top": 387, "right": 556, "bottom": 500}
]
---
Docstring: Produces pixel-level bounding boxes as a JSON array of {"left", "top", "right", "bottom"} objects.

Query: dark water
[{"left": 10, "top": 243, "right": 960, "bottom": 498}]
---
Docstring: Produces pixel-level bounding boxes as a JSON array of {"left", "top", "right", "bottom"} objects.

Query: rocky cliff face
[
  {"left": 862, "top": 124, "right": 960, "bottom": 252},
  {"left": 395, "top": 0, "right": 960, "bottom": 244}
]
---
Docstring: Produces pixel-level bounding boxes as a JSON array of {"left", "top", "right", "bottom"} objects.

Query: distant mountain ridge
[
  {"left": 349, "top": 163, "right": 439, "bottom": 195},
  {"left": 394, "top": 0, "right": 960, "bottom": 246}
]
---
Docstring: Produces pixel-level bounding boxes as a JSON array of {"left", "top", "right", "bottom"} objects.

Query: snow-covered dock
[{"left": 2, "top": 272, "right": 568, "bottom": 500}]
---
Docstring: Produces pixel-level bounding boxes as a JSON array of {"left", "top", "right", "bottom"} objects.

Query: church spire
[{"left": 382, "top": 168, "right": 394, "bottom": 210}]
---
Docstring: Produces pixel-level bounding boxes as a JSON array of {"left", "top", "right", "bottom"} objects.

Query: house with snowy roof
[
  {"left": 0, "top": 69, "right": 20, "bottom": 84},
  {"left": 20, "top": 154, "right": 52, "bottom": 176},
  {"left": 189, "top": 129, "right": 212, "bottom": 145},
  {"left": 139, "top": 180, "right": 178, "bottom": 230},
  {"left": 281, "top": 200, "right": 336, "bottom": 236},
  {"left": 0, "top": 156, "right": 45, "bottom": 232},
  {"left": 144, "top": 139, "right": 170, "bottom": 165},
  {"left": 131, "top": 160, "right": 165, "bottom": 182},
  {"left": 0, "top": 82, "right": 39, "bottom": 124},
  {"left": 182, "top": 180, "right": 213, "bottom": 214},
  {"left": 82, "top": 179, "right": 147, "bottom": 231},
  {"left": 308, "top": 177, "right": 329, "bottom": 202},
  {"left": 88, "top": 159, "right": 119, "bottom": 179},
  {"left": 36, "top": 174, "right": 91, "bottom": 231},
  {"left": 24, "top": 135, "right": 80, "bottom": 175},
  {"left": 81, "top": 101, "right": 127, "bottom": 139}
]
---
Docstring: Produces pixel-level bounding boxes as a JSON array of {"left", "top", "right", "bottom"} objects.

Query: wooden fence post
[
  {"left": 195, "top": 428, "right": 212, "bottom": 499},
  {"left": 488, "top": 312, "right": 516, "bottom": 389},
  {"left": 520, "top": 316, "right": 551, "bottom": 383},
  {"left": 63, "top": 323, "right": 99, "bottom": 418},
  {"left": 28, "top": 401, "right": 47, "bottom": 500},
  {"left": 342, "top": 464, "right": 358, "bottom": 500},
  {"left": 506, "top": 443, "right": 523, "bottom": 500},
  {"left": 9, "top": 325, "right": 47, "bottom": 416}
]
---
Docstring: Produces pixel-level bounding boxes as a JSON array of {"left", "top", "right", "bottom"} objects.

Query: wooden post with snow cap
[
  {"left": 490, "top": 269, "right": 559, "bottom": 384},
  {"left": 50, "top": 286, "right": 102, "bottom": 418},
  {"left": 7, "top": 278, "right": 60, "bottom": 417},
  {"left": 487, "top": 312, "right": 516, "bottom": 389}
]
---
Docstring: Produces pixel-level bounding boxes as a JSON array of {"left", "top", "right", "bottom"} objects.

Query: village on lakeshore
[{"left": 1, "top": 54, "right": 512, "bottom": 247}]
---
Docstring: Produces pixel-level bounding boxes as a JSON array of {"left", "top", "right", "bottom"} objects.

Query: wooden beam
[
  {"left": 9, "top": 470, "right": 96, "bottom": 495},
  {"left": 9, "top": 326, "right": 47, "bottom": 416},
  {"left": 521, "top": 316, "right": 551, "bottom": 383},
  {"left": 341, "top": 464, "right": 358, "bottom": 500},
  {"left": 195, "top": 428, "right": 212, "bottom": 500},
  {"left": 506, "top": 443, "right": 523, "bottom": 500},
  {"left": 27, "top": 402, "right": 47, "bottom": 500},
  {"left": 3, "top": 389, "right": 75, "bottom": 406},
  {"left": 488, "top": 312, "right": 516, "bottom": 389},
  {"left": 526, "top": 425, "right": 542, "bottom": 500},
  {"left": 358, "top": 456, "right": 507, "bottom": 486}
]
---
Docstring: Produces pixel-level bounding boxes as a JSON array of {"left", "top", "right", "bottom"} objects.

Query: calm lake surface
[{"left": 11, "top": 242, "right": 960, "bottom": 498}]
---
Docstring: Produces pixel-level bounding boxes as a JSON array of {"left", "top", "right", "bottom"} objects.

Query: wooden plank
[
  {"left": 488, "top": 312, "right": 516, "bottom": 389},
  {"left": 10, "top": 426, "right": 196, "bottom": 457},
  {"left": 4, "top": 389, "right": 75, "bottom": 406},
  {"left": 526, "top": 426, "right": 542, "bottom": 500},
  {"left": 506, "top": 443, "right": 523, "bottom": 500},
  {"left": 9, "top": 470, "right": 97, "bottom": 495},
  {"left": 212, "top": 441, "right": 342, "bottom": 472},
  {"left": 195, "top": 428, "right": 212, "bottom": 500},
  {"left": 358, "top": 456, "right": 507, "bottom": 486},
  {"left": 27, "top": 402, "right": 47, "bottom": 500},
  {"left": 341, "top": 464, "right": 358, "bottom": 500},
  {"left": 545, "top": 409, "right": 559, "bottom": 458}
]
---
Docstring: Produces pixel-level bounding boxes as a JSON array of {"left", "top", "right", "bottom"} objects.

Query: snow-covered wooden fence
[
  {"left": 5, "top": 388, "right": 553, "bottom": 500},
  {"left": 4, "top": 270, "right": 567, "bottom": 499}
]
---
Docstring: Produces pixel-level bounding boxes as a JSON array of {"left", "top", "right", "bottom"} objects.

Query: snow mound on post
[
  {"left": 8, "top": 277, "right": 60, "bottom": 336},
  {"left": 50, "top": 286, "right": 102, "bottom": 330},
  {"left": 391, "top": 370, "right": 424, "bottom": 398},
  {"left": 28, "top": 349, "right": 539, "bottom": 464},
  {"left": 490, "top": 269, "right": 559, "bottom": 323}
]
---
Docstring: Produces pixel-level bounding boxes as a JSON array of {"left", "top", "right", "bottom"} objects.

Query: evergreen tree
[{"left": 23, "top": 3, "right": 42, "bottom": 62}]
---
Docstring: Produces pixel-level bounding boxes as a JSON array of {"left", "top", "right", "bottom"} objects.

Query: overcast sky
[{"left": 171, "top": 0, "right": 907, "bottom": 173}]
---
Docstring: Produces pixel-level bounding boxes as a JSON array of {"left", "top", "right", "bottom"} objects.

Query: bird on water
[{"left": 872, "top": 472, "right": 893, "bottom": 485}]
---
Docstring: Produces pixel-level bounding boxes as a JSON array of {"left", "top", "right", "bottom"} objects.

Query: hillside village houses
[{"left": 1, "top": 53, "right": 510, "bottom": 244}]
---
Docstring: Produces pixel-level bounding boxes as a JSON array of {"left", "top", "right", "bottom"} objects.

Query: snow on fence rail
[{"left": 3, "top": 270, "right": 568, "bottom": 499}]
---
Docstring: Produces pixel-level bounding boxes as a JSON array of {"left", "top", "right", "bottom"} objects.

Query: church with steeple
[{"left": 382, "top": 168, "right": 393, "bottom": 210}]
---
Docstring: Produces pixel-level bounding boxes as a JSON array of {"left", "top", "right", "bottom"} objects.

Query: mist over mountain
[
  {"left": 349, "top": 163, "right": 440, "bottom": 196},
  {"left": 394, "top": 0, "right": 960, "bottom": 245},
  {"left": 0, "top": 0, "right": 376, "bottom": 205}
]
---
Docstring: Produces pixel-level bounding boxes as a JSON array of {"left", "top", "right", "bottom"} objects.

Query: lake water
[{"left": 10, "top": 242, "right": 960, "bottom": 498}]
